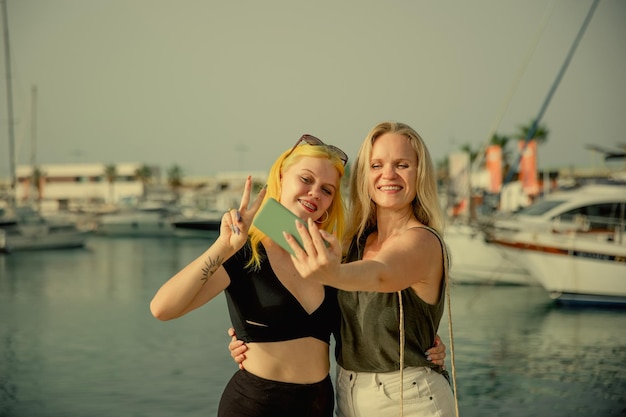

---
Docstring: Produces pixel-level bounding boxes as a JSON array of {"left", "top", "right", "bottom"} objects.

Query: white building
[
  {"left": 16, "top": 162, "right": 153, "bottom": 212},
  {"left": 14, "top": 163, "right": 267, "bottom": 214}
]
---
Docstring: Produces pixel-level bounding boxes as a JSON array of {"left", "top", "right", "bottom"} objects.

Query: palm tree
[
  {"left": 104, "top": 164, "right": 117, "bottom": 204},
  {"left": 489, "top": 133, "right": 511, "bottom": 148},
  {"left": 167, "top": 164, "right": 184, "bottom": 201},
  {"left": 134, "top": 164, "right": 153, "bottom": 199},
  {"left": 502, "top": 120, "right": 550, "bottom": 185},
  {"left": 516, "top": 120, "right": 549, "bottom": 144}
]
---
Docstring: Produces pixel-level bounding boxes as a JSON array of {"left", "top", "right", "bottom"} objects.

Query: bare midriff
[{"left": 241, "top": 337, "right": 330, "bottom": 384}]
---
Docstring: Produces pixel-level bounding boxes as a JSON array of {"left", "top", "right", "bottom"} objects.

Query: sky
[{"left": 1, "top": 0, "right": 625, "bottom": 179}]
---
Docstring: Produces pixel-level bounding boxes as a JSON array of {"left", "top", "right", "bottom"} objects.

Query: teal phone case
[{"left": 252, "top": 198, "right": 307, "bottom": 255}]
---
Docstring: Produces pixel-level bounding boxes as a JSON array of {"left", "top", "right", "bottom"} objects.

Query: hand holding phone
[{"left": 252, "top": 198, "right": 310, "bottom": 256}]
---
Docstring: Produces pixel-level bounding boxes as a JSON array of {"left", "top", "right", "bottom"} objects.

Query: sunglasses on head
[{"left": 286, "top": 134, "right": 349, "bottom": 166}]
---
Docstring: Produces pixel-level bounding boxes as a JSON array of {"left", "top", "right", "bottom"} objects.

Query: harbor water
[{"left": 1, "top": 236, "right": 625, "bottom": 417}]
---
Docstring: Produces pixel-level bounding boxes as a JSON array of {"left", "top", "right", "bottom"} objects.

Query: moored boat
[
  {"left": 0, "top": 206, "right": 92, "bottom": 253},
  {"left": 485, "top": 181, "right": 626, "bottom": 306},
  {"left": 95, "top": 201, "right": 181, "bottom": 237},
  {"left": 172, "top": 214, "right": 221, "bottom": 239}
]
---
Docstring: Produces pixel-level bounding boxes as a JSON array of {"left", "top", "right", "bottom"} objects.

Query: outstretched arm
[
  {"left": 288, "top": 219, "right": 444, "bottom": 303},
  {"left": 150, "top": 177, "right": 266, "bottom": 320}
]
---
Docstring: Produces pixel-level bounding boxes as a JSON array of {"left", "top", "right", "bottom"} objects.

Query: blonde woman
[
  {"left": 287, "top": 121, "right": 456, "bottom": 417},
  {"left": 151, "top": 135, "right": 348, "bottom": 416}
]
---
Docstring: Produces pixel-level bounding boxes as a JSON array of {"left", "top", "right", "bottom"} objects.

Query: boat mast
[
  {"left": 502, "top": 0, "right": 601, "bottom": 185},
  {"left": 1, "top": 0, "right": 16, "bottom": 207},
  {"left": 30, "top": 84, "right": 37, "bottom": 205},
  {"left": 30, "top": 86, "right": 37, "bottom": 166}
]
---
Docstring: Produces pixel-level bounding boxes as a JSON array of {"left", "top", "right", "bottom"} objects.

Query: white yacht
[
  {"left": 95, "top": 201, "right": 181, "bottom": 237},
  {"left": 484, "top": 181, "right": 626, "bottom": 306},
  {"left": 0, "top": 206, "right": 92, "bottom": 253}
]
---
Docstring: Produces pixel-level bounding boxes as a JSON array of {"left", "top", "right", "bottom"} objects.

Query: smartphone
[{"left": 252, "top": 198, "right": 308, "bottom": 256}]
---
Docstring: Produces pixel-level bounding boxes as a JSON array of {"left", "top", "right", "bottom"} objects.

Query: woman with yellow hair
[{"left": 150, "top": 134, "right": 348, "bottom": 416}]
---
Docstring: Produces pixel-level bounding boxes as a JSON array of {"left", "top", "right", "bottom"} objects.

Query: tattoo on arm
[{"left": 200, "top": 256, "right": 223, "bottom": 284}]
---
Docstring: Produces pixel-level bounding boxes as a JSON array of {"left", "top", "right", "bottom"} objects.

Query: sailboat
[
  {"left": 470, "top": 1, "right": 626, "bottom": 306},
  {"left": 0, "top": 1, "right": 91, "bottom": 253},
  {"left": 446, "top": 0, "right": 601, "bottom": 287},
  {"left": 0, "top": 206, "right": 92, "bottom": 252}
]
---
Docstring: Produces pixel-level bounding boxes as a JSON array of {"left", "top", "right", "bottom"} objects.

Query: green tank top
[{"left": 336, "top": 226, "right": 448, "bottom": 373}]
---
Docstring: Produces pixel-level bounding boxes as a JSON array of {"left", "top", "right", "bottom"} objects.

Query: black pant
[{"left": 218, "top": 369, "right": 334, "bottom": 417}]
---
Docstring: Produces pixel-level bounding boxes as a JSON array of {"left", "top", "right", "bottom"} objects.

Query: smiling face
[
  {"left": 368, "top": 132, "right": 418, "bottom": 210},
  {"left": 279, "top": 156, "right": 341, "bottom": 221}
]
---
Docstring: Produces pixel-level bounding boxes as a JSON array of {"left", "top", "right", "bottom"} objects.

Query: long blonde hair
[
  {"left": 247, "top": 143, "right": 346, "bottom": 269},
  {"left": 344, "top": 121, "right": 445, "bottom": 247},
  {"left": 348, "top": 122, "right": 456, "bottom": 416}
]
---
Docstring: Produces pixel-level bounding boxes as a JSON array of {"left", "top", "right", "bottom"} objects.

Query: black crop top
[{"left": 222, "top": 241, "right": 339, "bottom": 344}]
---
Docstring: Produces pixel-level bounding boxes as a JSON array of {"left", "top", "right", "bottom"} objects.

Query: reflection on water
[
  {"left": 0, "top": 237, "right": 235, "bottom": 417},
  {"left": 1, "top": 237, "right": 625, "bottom": 417},
  {"left": 443, "top": 285, "right": 626, "bottom": 417}
]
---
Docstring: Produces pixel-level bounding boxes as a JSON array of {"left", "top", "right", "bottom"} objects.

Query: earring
[{"left": 315, "top": 210, "right": 329, "bottom": 224}]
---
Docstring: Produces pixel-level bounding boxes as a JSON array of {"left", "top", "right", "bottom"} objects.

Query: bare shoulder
[
  {"left": 379, "top": 226, "right": 442, "bottom": 262},
  {"left": 405, "top": 226, "right": 443, "bottom": 250},
  {"left": 405, "top": 227, "right": 444, "bottom": 272}
]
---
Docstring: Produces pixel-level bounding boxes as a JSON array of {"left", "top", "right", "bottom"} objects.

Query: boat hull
[
  {"left": 96, "top": 212, "right": 175, "bottom": 237},
  {"left": 548, "top": 292, "right": 626, "bottom": 307},
  {"left": 172, "top": 218, "right": 221, "bottom": 239},
  {"left": 1, "top": 207, "right": 92, "bottom": 253},
  {"left": 446, "top": 223, "right": 535, "bottom": 285},
  {"left": 2, "top": 230, "right": 91, "bottom": 252},
  {"left": 492, "top": 232, "right": 626, "bottom": 306}
]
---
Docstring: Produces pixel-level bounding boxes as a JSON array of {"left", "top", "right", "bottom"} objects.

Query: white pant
[{"left": 335, "top": 365, "right": 455, "bottom": 417}]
